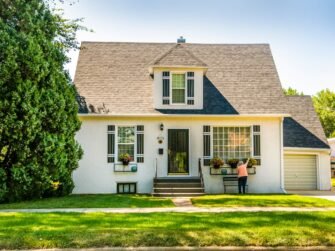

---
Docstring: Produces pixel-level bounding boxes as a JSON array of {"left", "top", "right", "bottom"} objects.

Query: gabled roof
[
  {"left": 75, "top": 42, "right": 286, "bottom": 115},
  {"left": 74, "top": 41, "right": 329, "bottom": 149},
  {"left": 151, "top": 43, "right": 207, "bottom": 68},
  {"left": 283, "top": 96, "right": 329, "bottom": 149}
]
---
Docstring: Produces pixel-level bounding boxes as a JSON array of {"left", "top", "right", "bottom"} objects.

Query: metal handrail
[
  {"left": 198, "top": 158, "right": 204, "bottom": 188},
  {"left": 155, "top": 158, "right": 158, "bottom": 178}
]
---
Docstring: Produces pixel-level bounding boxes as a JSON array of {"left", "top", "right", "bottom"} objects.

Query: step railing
[
  {"left": 155, "top": 158, "right": 158, "bottom": 178},
  {"left": 198, "top": 158, "right": 204, "bottom": 188}
]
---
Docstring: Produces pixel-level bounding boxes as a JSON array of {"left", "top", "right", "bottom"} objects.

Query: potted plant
[
  {"left": 227, "top": 158, "right": 239, "bottom": 168},
  {"left": 119, "top": 153, "right": 131, "bottom": 165},
  {"left": 244, "top": 158, "right": 257, "bottom": 168},
  {"left": 210, "top": 157, "right": 224, "bottom": 169}
]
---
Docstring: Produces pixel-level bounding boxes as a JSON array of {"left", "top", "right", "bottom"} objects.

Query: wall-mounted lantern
[{"left": 160, "top": 123, "right": 164, "bottom": 131}]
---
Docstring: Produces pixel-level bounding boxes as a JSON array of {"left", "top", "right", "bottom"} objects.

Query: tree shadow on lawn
[
  {"left": 0, "top": 194, "right": 174, "bottom": 209},
  {"left": 1, "top": 212, "right": 335, "bottom": 248}
]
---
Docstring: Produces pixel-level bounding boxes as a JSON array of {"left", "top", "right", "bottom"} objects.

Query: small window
[
  {"left": 117, "top": 183, "right": 136, "bottom": 194},
  {"left": 172, "top": 73, "right": 186, "bottom": 104}
]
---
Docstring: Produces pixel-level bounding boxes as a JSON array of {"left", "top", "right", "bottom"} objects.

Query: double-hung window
[
  {"left": 117, "top": 126, "right": 135, "bottom": 160},
  {"left": 172, "top": 73, "right": 186, "bottom": 104},
  {"left": 108, "top": 125, "right": 144, "bottom": 163}
]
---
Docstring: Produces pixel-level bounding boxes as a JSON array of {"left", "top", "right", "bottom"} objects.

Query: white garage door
[{"left": 284, "top": 154, "right": 317, "bottom": 190}]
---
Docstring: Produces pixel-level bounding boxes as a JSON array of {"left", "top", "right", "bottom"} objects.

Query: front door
[{"left": 168, "top": 129, "right": 189, "bottom": 174}]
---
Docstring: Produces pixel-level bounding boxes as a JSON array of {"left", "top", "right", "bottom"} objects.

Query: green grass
[
  {"left": 0, "top": 194, "right": 174, "bottom": 209},
  {"left": 192, "top": 194, "right": 335, "bottom": 207},
  {"left": 0, "top": 211, "right": 335, "bottom": 248}
]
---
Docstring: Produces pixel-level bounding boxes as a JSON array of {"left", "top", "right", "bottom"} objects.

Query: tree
[
  {"left": 0, "top": 0, "right": 83, "bottom": 202},
  {"left": 283, "top": 87, "right": 304, "bottom": 96},
  {"left": 312, "top": 89, "right": 335, "bottom": 138}
]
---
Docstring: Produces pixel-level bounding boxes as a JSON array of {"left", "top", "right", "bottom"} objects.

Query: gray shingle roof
[
  {"left": 75, "top": 42, "right": 285, "bottom": 115},
  {"left": 74, "top": 41, "right": 329, "bottom": 149},
  {"left": 151, "top": 43, "right": 207, "bottom": 67},
  {"left": 283, "top": 96, "right": 329, "bottom": 149}
]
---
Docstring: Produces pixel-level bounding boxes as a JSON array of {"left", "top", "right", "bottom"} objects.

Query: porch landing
[{"left": 152, "top": 177, "right": 205, "bottom": 197}]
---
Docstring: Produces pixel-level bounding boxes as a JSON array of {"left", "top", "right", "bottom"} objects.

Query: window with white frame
[
  {"left": 118, "top": 126, "right": 135, "bottom": 160},
  {"left": 162, "top": 71, "right": 195, "bottom": 105},
  {"left": 213, "top": 127, "right": 251, "bottom": 161}
]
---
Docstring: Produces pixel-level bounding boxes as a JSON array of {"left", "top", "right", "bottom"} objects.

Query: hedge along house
[{"left": 73, "top": 38, "right": 331, "bottom": 195}]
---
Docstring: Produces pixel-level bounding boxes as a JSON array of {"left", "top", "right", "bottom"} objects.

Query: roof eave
[
  {"left": 78, "top": 113, "right": 290, "bottom": 118},
  {"left": 284, "top": 147, "right": 331, "bottom": 152}
]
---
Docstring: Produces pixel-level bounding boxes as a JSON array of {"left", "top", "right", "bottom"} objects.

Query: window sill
[
  {"left": 114, "top": 163, "right": 138, "bottom": 172},
  {"left": 209, "top": 166, "right": 257, "bottom": 175}
]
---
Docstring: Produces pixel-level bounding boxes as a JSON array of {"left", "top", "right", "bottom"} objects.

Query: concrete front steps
[{"left": 152, "top": 177, "right": 205, "bottom": 197}]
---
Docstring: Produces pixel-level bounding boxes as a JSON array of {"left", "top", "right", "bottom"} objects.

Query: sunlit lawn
[
  {"left": 0, "top": 212, "right": 335, "bottom": 248},
  {"left": 192, "top": 194, "right": 335, "bottom": 207},
  {"left": 0, "top": 194, "right": 174, "bottom": 209}
]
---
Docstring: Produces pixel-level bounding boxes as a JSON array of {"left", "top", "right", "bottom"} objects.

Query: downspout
[{"left": 280, "top": 117, "right": 287, "bottom": 193}]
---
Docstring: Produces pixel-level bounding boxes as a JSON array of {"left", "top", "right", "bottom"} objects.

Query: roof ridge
[
  {"left": 151, "top": 44, "right": 179, "bottom": 65},
  {"left": 80, "top": 41, "right": 270, "bottom": 46}
]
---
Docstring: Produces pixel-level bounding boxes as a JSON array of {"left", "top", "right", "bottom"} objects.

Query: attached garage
[{"left": 284, "top": 154, "right": 317, "bottom": 190}]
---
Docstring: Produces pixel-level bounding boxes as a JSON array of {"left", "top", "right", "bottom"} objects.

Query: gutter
[
  {"left": 280, "top": 117, "right": 286, "bottom": 194},
  {"left": 284, "top": 147, "right": 331, "bottom": 153}
]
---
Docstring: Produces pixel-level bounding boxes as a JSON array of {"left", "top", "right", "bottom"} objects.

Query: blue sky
[{"left": 59, "top": 0, "right": 335, "bottom": 95}]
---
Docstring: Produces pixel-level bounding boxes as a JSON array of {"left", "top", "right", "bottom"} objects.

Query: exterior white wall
[
  {"left": 73, "top": 116, "right": 284, "bottom": 194},
  {"left": 283, "top": 149, "right": 331, "bottom": 190},
  {"left": 328, "top": 138, "right": 335, "bottom": 159},
  {"left": 153, "top": 68, "right": 204, "bottom": 110}
]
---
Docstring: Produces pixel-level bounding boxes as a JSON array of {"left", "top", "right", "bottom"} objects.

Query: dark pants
[{"left": 238, "top": 176, "right": 248, "bottom": 194}]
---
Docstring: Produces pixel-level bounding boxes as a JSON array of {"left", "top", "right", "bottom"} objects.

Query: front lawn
[
  {"left": 0, "top": 211, "right": 335, "bottom": 248},
  {"left": 0, "top": 194, "right": 174, "bottom": 209},
  {"left": 192, "top": 194, "right": 335, "bottom": 207}
]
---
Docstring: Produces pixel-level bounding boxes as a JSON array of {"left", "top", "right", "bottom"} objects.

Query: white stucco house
[{"left": 73, "top": 38, "right": 331, "bottom": 195}]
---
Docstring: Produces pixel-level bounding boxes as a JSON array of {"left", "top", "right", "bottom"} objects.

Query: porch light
[{"left": 160, "top": 123, "right": 164, "bottom": 131}]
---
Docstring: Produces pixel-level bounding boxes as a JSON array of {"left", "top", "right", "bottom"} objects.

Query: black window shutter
[
  {"left": 162, "top": 71, "right": 170, "bottom": 105},
  {"left": 187, "top": 72, "right": 194, "bottom": 105},
  {"left": 252, "top": 125, "right": 261, "bottom": 165},
  {"left": 107, "top": 125, "right": 115, "bottom": 163},
  {"left": 136, "top": 125, "right": 144, "bottom": 163},
  {"left": 203, "top": 125, "right": 211, "bottom": 166}
]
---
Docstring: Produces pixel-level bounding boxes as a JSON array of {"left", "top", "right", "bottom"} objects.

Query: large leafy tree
[
  {"left": 0, "top": 0, "right": 83, "bottom": 202},
  {"left": 313, "top": 89, "right": 335, "bottom": 138}
]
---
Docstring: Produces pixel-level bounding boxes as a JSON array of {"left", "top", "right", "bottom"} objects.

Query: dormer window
[
  {"left": 172, "top": 73, "right": 186, "bottom": 104},
  {"left": 162, "top": 71, "right": 195, "bottom": 105}
]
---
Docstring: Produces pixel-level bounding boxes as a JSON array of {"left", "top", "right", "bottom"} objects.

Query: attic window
[{"left": 172, "top": 74, "right": 186, "bottom": 104}]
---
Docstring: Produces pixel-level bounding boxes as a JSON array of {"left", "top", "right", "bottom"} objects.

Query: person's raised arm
[{"left": 245, "top": 158, "right": 250, "bottom": 166}]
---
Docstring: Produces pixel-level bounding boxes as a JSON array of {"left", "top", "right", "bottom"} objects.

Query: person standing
[{"left": 237, "top": 158, "right": 249, "bottom": 194}]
